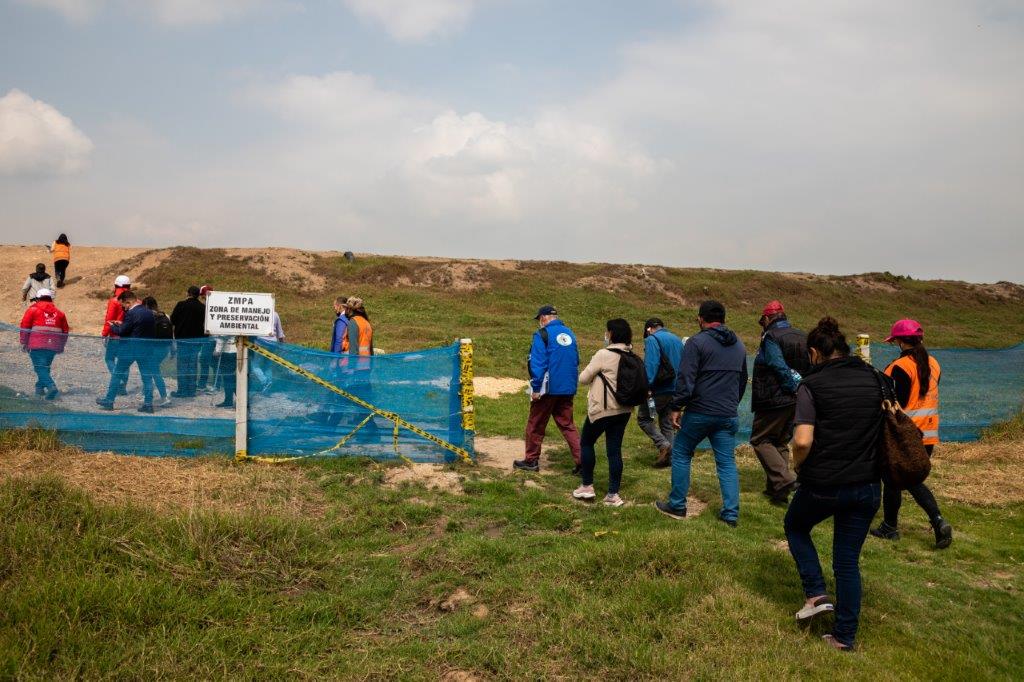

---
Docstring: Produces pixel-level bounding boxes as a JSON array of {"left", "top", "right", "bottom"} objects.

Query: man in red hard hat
[{"left": 750, "top": 300, "right": 809, "bottom": 505}]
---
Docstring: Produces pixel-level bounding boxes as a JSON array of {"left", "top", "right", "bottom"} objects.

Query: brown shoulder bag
[{"left": 874, "top": 370, "right": 931, "bottom": 489}]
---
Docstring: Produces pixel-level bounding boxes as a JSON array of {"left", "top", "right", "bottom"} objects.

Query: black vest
[
  {"left": 798, "top": 357, "right": 882, "bottom": 488},
  {"left": 752, "top": 324, "right": 810, "bottom": 411}
]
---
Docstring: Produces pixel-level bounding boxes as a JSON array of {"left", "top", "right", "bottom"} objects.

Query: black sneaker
[
  {"left": 95, "top": 398, "right": 114, "bottom": 411},
  {"left": 932, "top": 517, "right": 953, "bottom": 549},
  {"left": 571, "top": 464, "right": 582, "bottom": 476},
  {"left": 513, "top": 459, "right": 539, "bottom": 472},
  {"left": 870, "top": 522, "right": 900, "bottom": 541},
  {"left": 718, "top": 513, "right": 738, "bottom": 528},
  {"left": 137, "top": 404, "right": 155, "bottom": 414},
  {"left": 45, "top": 388, "right": 59, "bottom": 400},
  {"left": 654, "top": 500, "right": 687, "bottom": 520}
]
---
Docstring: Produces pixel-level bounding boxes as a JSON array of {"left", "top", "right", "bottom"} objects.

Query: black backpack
[
  {"left": 650, "top": 334, "right": 676, "bottom": 386},
  {"left": 598, "top": 348, "right": 649, "bottom": 407},
  {"left": 153, "top": 312, "right": 173, "bottom": 340}
]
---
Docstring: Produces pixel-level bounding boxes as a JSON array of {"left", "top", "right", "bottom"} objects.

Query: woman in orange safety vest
[
  {"left": 870, "top": 319, "right": 953, "bottom": 549},
  {"left": 341, "top": 297, "right": 374, "bottom": 357},
  {"left": 49, "top": 233, "right": 71, "bottom": 288}
]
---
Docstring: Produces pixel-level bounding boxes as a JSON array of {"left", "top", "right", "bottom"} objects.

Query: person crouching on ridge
[{"left": 514, "top": 305, "right": 582, "bottom": 473}]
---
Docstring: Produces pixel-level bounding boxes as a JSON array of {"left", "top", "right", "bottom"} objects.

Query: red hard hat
[{"left": 762, "top": 300, "right": 785, "bottom": 316}]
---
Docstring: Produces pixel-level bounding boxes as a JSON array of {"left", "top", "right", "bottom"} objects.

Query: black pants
[
  {"left": 54, "top": 259, "right": 69, "bottom": 285},
  {"left": 580, "top": 412, "right": 631, "bottom": 494},
  {"left": 882, "top": 444, "right": 942, "bottom": 526}
]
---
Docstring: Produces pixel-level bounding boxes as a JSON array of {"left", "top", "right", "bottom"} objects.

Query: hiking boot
[
  {"left": 932, "top": 517, "right": 953, "bottom": 549},
  {"left": 95, "top": 399, "right": 114, "bottom": 411},
  {"left": 137, "top": 404, "right": 155, "bottom": 414},
  {"left": 653, "top": 444, "right": 672, "bottom": 468},
  {"left": 45, "top": 388, "right": 59, "bottom": 401},
  {"left": 796, "top": 595, "right": 835, "bottom": 622},
  {"left": 572, "top": 484, "right": 596, "bottom": 501},
  {"left": 654, "top": 500, "right": 686, "bottom": 520},
  {"left": 718, "top": 513, "right": 738, "bottom": 528},
  {"left": 603, "top": 493, "right": 625, "bottom": 508},
  {"left": 870, "top": 522, "right": 900, "bottom": 541},
  {"left": 513, "top": 459, "right": 539, "bottom": 472}
]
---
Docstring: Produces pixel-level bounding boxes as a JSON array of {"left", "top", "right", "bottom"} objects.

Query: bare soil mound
[
  {"left": 0, "top": 448, "right": 326, "bottom": 517},
  {"left": 474, "top": 376, "right": 527, "bottom": 399},
  {"left": 932, "top": 440, "right": 1024, "bottom": 506},
  {"left": 475, "top": 436, "right": 560, "bottom": 472},
  {"left": 224, "top": 248, "right": 327, "bottom": 292},
  {"left": 383, "top": 463, "right": 465, "bottom": 494}
]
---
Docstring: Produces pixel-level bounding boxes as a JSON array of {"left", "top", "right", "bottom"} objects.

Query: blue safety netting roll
[{"left": 0, "top": 323, "right": 472, "bottom": 462}]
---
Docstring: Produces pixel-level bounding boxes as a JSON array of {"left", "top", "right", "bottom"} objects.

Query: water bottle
[
  {"left": 790, "top": 369, "right": 802, "bottom": 385},
  {"left": 647, "top": 395, "right": 656, "bottom": 413}
]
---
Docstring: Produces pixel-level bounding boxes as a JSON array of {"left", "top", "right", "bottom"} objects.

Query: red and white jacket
[{"left": 20, "top": 300, "right": 70, "bottom": 353}]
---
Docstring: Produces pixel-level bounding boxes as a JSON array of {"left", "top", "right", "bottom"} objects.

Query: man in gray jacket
[{"left": 655, "top": 301, "right": 748, "bottom": 526}]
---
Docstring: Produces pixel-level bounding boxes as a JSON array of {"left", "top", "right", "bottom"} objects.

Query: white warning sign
[{"left": 204, "top": 291, "right": 276, "bottom": 336}]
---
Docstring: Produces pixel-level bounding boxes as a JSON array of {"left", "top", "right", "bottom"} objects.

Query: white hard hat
[
  {"left": 36, "top": 288, "right": 54, "bottom": 299},
  {"left": 114, "top": 275, "right": 131, "bottom": 287}
]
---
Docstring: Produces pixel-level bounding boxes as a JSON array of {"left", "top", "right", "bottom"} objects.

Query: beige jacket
[{"left": 579, "top": 343, "right": 635, "bottom": 422}]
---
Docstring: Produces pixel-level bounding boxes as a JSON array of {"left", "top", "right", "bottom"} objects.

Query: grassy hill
[{"left": 116, "top": 247, "right": 1024, "bottom": 375}]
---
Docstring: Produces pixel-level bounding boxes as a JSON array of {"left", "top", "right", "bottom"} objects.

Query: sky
[{"left": 0, "top": 0, "right": 1022, "bottom": 283}]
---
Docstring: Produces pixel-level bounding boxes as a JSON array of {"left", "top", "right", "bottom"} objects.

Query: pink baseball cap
[{"left": 885, "top": 319, "right": 924, "bottom": 342}]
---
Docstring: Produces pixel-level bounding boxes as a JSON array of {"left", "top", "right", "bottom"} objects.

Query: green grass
[
  {"left": 126, "top": 248, "right": 1024, "bottom": 376},
  {"left": 1, "top": 421, "right": 1021, "bottom": 679}
]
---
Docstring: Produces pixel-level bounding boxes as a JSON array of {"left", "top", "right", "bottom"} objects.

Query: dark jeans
[
  {"left": 882, "top": 444, "right": 941, "bottom": 526},
  {"left": 29, "top": 349, "right": 57, "bottom": 390},
  {"left": 637, "top": 392, "right": 676, "bottom": 450},
  {"left": 218, "top": 352, "right": 237, "bottom": 404},
  {"left": 54, "top": 259, "right": 68, "bottom": 285},
  {"left": 669, "top": 411, "right": 740, "bottom": 521},
  {"left": 751, "top": 405, "right": 798, "bottom": 495},
  {"left": 175, "top": 341, "right": 201, "bottom": 396},
  {"left": 524, "top": 395, "right": 581, "bottom": 465},
  {"left": 104, "top": 339, "right": 127, "bottom": 393},
  {"left": 784, "top": 481, "right": 881, "bottom": 648},
  {"left": 198, "top": 338, "right": 215, "bottom": 389},
  {"left": 147, "top": 346, "right": 169, "bottom": 399},
  {"left": 105, "top": 351, "right": 153, "bottom": 406},
  {"left": 580, "top": 412, "right": 631, "bottom": 494}
]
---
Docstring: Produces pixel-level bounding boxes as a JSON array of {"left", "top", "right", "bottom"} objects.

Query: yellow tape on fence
[
  {"left": 239, "top": 339, "right": 474, "bottom": 465},
  {"left": 459, "top": 339, "right": 476, "bottom": 433}
]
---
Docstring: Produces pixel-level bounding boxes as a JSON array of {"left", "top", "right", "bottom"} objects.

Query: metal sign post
[{"left": 203, "top": 291, "right": 276, "bottom": 460}]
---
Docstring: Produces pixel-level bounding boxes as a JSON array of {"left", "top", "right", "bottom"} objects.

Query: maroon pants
[{"left": 524, "top": 395, "right": 581, "bottom": 464}]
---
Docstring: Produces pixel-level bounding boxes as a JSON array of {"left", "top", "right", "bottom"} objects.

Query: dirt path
[{"left": 1, "top": 245, "right": 154, "bottom": 334}]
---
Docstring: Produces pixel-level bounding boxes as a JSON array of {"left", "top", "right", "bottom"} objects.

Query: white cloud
[
  {"left": 16, "top": 0, "right": 278, "bottom": 26},
  {"left": 341, "top": 0, "right": 476, "bottom": 42},
  {"left": 0, "top": 89, "right": 94, "bottom": 177}
]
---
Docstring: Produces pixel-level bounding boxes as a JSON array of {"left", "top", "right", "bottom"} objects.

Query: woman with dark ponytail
[
  {"left": 870, "top": 320, "right": 953, "bottom": 548},
  {"left": 784, "top": 316, "right": 884, "bottom": 651}
]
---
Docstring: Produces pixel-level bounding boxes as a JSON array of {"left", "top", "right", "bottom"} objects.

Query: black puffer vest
[
  {"left": 752, "top": 323, "right": 810, "bottom": 411},
  {"left": 798, "top": 356, "right": 882, "bottom": 487}
]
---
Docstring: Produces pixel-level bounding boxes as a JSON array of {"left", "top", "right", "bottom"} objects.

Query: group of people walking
[{"left": 515, "top": 300, "right": 953, "bottom": 651}]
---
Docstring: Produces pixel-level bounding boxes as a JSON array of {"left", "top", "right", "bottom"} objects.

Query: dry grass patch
[
  {"left": 0, "top": 448, "right": 326, "bottom": 517},
  {"left": 931, "top": 440, "right": 1024, "bottom": 506},
  {"left": 383, "top": 462, "right": 466, "bottom": 494}
]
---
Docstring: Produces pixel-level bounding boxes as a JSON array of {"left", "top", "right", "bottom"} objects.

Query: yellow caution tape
[
  {"left": 239, "top": 339, "right": 474, "bottom": 465},
  {"left": 459, "top": 339, "right": 476, "bottom": 433}
]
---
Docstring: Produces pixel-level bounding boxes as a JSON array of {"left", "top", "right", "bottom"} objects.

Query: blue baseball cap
[{"left": 534, "top": 305, "right": 557, "bottom": 319}]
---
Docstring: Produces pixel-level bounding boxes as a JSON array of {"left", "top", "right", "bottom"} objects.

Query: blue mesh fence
[
  {"left": 733, "top": 343, "right": 1024, "bottom": 442},
  {"left": 0, "top": 323, "right": 472, "bottom": 462}
]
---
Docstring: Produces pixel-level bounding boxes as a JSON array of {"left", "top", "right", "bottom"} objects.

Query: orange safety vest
[
  {"left": 341, "top": 316, "right": 374, "bottom": 356},
  {"left": 51, "top": 242, "right": 70, "bottom": 262},
  {"left": 885, "top": 354, "right": 941, "bottom": 445}
]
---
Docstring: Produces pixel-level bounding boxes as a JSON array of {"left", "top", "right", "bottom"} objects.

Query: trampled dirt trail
[{"left": 1, "top": 245, "right": 153, "bottom": 334}]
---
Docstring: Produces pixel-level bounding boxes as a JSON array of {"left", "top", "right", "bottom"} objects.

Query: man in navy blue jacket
[
  {"left": 655, "top": 300, "right": 748, "bottom": 526},
  {"left": 96, "top": 290, "right": 157, "bottom": 413},
  {"left": 514, "top": 305, "right": 582, "bottom": 473}
]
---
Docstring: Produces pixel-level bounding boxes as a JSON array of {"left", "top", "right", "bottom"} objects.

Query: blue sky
[{"left": 1, "top": 0, "right": 1022, "bottom": 282}]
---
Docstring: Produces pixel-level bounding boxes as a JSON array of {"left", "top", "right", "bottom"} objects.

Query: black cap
[
  {"left": 698, "top": 300, "right": 726, "bottom": 319},
  {"left": 187, "top": 285, "right": 200, "bottom": 297},
  {"left": 534, "top": 305, "right": 557, "bottom": 320},
  {"left": 644, "top": 318, "right": 664, "bottom": 330}
]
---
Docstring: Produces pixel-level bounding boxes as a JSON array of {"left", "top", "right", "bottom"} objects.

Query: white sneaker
[
  {"left": 159, "top": 397, "right": 172, "bottom": 407},
  {"left": 796, "top": 596, "right": 835, "bottom": 621},
  {"left": 572, "top": 485, "right": 596, "bottom": 500},
  {"left": 603, "top": 494, "right": 625, "bottom": 507}
]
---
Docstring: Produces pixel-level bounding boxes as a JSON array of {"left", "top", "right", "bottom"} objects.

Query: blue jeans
[
  {"left": 29, "top": 349, "right": 57, "bottom": 390},
  {"left": 668, "top": 411, "right": 740, "bottom": 521},
  {"left": 580, "top": 412, "right": 631, "bottom": 494},
  {"left": 104, "top": 350, "right": 153, "bottom": 406},
  {"left": 198, "top": 338, "right": 215, "bottom": 389},
  {"left": 784, "top": 482, "right": 881, "bottom": 647}
]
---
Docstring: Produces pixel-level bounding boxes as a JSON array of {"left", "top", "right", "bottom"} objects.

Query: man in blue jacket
[
  {"left": 639, "top": 318, "right": 685, "bottom": 468},
  {"left": 514, "top": 305, "right": 582, "bottom": 473},
  {"left": 329, "top": 296, "right": 349, "bottom": 353},
  {"left": 96, "top": 290, "right": 157, "bottom": 413},
  {"left": 655, "top": 300, "right": 748, "bottom": 526}
]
